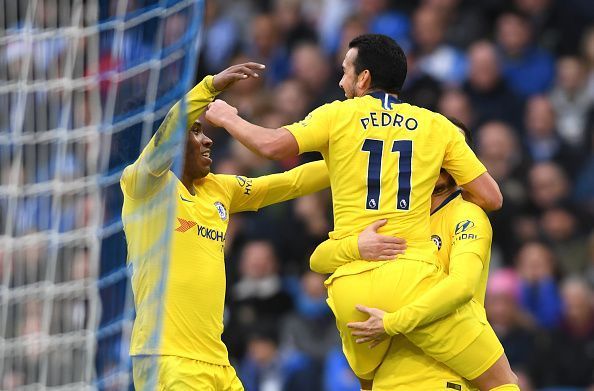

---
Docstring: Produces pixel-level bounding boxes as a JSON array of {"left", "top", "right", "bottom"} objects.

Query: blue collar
[
  {"left": 431, "top": 189, "right": 462, "bottom": 216},
  {"left": 369, "top": 91, "right": 402, "bottom": 110}
]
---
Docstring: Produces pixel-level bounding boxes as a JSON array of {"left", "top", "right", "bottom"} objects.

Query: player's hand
[
  {"left": 347, "top": 305, "right": 389, "bottom": 347},
  {"left": 212, "top": 62, "right": 265, "bottom": 91},
  {"left": 205, "top": 99, "right": 238, "bottom": 128},
  {"left": 358, "top": 219, "right": 406, "bottom": 261}
]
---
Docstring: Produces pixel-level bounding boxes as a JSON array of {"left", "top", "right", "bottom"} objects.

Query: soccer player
[
  {"left": 121, "top": 63, "right": 330, "bottom": 390},
  {"left": 205, "top": 34, "right": 518, "bottom": 390},
  {"left": 310, "top": 121, "right": 498, "bottom": 390}
]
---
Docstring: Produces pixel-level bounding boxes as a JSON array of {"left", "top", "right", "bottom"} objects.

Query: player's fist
[
  {"left": 205, "top": 100, "right": 238, "bottom": 128},
  {"left": 358, "top": 219, "right": 407, "bottom": 261},
  {"left": 212, "top": 62, "right": 265, "bottom": 91}
]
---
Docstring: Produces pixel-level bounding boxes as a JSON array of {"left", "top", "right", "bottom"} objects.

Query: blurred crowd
[{"left": 196, "top": 0, "right": 594, "bottom": 390}]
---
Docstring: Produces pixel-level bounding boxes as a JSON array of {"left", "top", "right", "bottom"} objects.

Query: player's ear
[{"left": 357, "top": 69, "right": 371, "bottom": 91}]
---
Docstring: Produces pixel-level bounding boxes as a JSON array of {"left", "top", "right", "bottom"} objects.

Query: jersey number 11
[{"left": 361, "top": 139, "right": 412, "bottom": 211}]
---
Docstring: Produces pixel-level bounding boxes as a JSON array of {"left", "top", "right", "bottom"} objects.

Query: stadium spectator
[
  {"left": 516, "top": 242, "right": 562, "bottom": 329},
  {"left": 523, "top": 95, "right": 582, "bottom": 175},
  {"left": 239, "top": 325, "right": 319, "bottom": 391},
  {"left": 582, "top": 27, "right": 594, "bottom": 100},
  {"left": 486, "top": 269, "right": 537, "bottom": 384},
  {"left": 528, "top": 162, "right": 571, "bottom": 213},
  {"left": 531, "top": 278, "right": 594, "bottom": 388},
  {"left": 437, "top": 89, "right": 474, "bottom": 130},
  {"left": 540, "top": 207, "right": 589, "bottom": 276},
  {"left": 200, "top": 0, "right": 240, "bottom": 74},
  {"left": 586, "top": 233, "right": 594, "bottom": 289},
  {"left": 424, "top": 0, "right": 488, "bottom": 49},
  {"left": 476, "top": 121, "right": 527, "bottom": 261},
  {"left": 323, "top": 345, "right": 360, "bottom": 391},
  {"left": 225, "top": 240, "right": 294, "bottom": 358},
  {"left": 400, "top": 50, "right": 442, "bottom": 111},
  {"left": 290, "top": 43, "right": 342, "bottom": 109},
  {"left": 411, "top": 5, "right": 466, "bottom": 84},
  {"left": 549, "top": 56, "right": 593, "bottom": 149},
  {"left": 281, "top": 272, "right": 338, "bottom": 362},
  {"left": 463, "top": 41, "right": 523, "bottom": 128},
  {"left": 496, "top": 10, "right": 555, "bottom": 97},
  {"left": 271, "top": 0, "right": 317, "bottom": 53},
  {"left": 246, "top": 13, "right": 290, "bottom": 85}
]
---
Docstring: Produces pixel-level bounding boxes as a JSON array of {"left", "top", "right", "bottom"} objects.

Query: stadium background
[{"left": 2, "top": 0, "right": 594, "bottom": 390}]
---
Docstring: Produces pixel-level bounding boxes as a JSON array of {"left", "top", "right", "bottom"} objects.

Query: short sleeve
[
  {"left": 283, "top": 103, "right": 334, "bottom": 153},
  {"left": 442, "top": 120, "right": 486, "bottom": 186},
  {"left": 449, "top": 205, "right": 492, "bottom": 263}
]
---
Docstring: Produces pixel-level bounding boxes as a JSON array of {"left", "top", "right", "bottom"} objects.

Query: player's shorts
[
  {"left": 373, "top": 336, "right": 477, "bottom": 391},
  {"left": 326, "top": 259, "right": 503, "bottom": 381},
  {"left": 132, "top": 355, "right": 244, "bottom": 391}
]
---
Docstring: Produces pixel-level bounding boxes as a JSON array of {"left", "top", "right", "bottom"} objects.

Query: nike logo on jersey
[
  {"left": 175, "top": 218, "right": 196, "bottom": 232},
  {"left": 180, "top": 194, "right": 193, "bottom": 202}
]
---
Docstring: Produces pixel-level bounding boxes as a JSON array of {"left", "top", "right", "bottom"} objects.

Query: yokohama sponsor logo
[{"left": 174, "top": 217, "right": 226, "bottom": 242}]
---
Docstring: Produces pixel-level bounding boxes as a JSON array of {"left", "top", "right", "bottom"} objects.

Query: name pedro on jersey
[{"left": 360, "top": 112, "right": 418, "bottom": 131}]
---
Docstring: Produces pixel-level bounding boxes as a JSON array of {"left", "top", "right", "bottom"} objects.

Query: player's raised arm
[
  {"left": 310, "top": 220, "right": 407, "bottom": 274},
  {"left": 205, "top": 99, "right": 335, "bottom": 160},
  {"left": 121, "top": 62, "right": 264, "bottom": 198},
  {"left": 205, "top": 100, "right": 299, "bottom": 160}
]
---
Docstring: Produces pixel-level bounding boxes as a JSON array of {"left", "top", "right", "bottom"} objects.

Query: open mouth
[{"left": 201, "top": 150, "right": 212, "bottom": 163}]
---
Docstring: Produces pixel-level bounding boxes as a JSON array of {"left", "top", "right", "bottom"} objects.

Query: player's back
[{"left": 326, "top": 92, "right": 483, "bottom": 260}]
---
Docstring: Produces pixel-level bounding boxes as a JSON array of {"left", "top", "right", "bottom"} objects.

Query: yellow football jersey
[
  {"left": 430, "top": 190, "right": 492, "bottom": 310},
  {"left": 375, "top": 191, "right": 493, "bottom": 390},
  {"left": 122, "top": 160, "right": 329, "bottom": 365},
  {"left": 285, "top": 92, "right": 486, "bottom": 280}
]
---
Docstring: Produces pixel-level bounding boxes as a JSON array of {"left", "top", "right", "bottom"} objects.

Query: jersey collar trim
[
  {"left": 431, "top": 189, "right": 462, "bottom": 216},
  {"left": 369, "top": 91, "right": 402, "bottom": 110}
]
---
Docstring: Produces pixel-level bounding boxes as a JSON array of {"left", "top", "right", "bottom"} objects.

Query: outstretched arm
[
  {"left": 121, "top": 63, "right": 265, "bottom": 198},
  {"left": 227, "top": 160, "right": 331, "bottom": 214},
  {"left": 205, "top": 99, "right": 299, "bottom": 160},
  {"left": 310, "top": 220, "right": 407, "bottom": 274}
]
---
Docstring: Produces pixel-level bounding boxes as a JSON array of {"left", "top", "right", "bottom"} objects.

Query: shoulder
[
  {"left": 198, "top": 173, "right": 232, "bottom": 193},
  {"left": 450, "top": 197, "right": 492, "bottom": 231}
]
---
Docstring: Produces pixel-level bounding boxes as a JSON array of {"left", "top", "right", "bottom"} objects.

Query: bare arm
[
  {"left": 460, "top": 172, "right": 503, "bottom": 212},
  {"left": 205, "top": 99, "right": 299, "bottom": 160}
]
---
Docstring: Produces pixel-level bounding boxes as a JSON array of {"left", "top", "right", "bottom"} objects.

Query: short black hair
[{"left": 348, "top": 34, "right": 407, "bottom": 94}]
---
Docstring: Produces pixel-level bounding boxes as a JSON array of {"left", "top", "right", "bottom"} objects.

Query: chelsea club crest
[
  {"left": 431, "top": 234, "right": 442, "bottom": 250},
  {"left": 214, "top": 201, "right": 228, "bottom": 221}
]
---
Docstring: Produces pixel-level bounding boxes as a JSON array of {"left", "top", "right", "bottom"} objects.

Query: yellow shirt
[
  {"left": 121, "top": 75, "right": 330, "bottom": 365},
  {"left": 122, "top": 163, "right": 329, "bottom": 364},
  {"left": 384, "top": 191, "right": 492, "bottom": 333},
  {"left": 309, "top": 190, "right": 491, "bottom": 390},
  {"left": 285, "top": 92, "right": 486, "bottom": 281},
  {"left": 429, "top": 192, "right": 491, "bottom": 307}
]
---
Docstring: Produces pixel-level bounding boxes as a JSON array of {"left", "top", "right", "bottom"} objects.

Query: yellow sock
[{"left": 489, "top": 385, "right": 520, "bottom": 391}]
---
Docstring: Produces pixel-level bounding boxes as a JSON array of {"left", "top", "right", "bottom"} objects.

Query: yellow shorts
[
  {"left": 132, "top": 355, "right": 244, "bottom": 391},
  {"left": 326, "top": 260, "right": 503, "bottom": 381},
  {"left": 373, "top": 336, "right": 476, "bottom": 391}
]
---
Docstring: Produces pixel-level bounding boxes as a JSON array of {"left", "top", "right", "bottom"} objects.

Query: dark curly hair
[{"left": 348, "top": 34, "right": 407, "bottom": 94}]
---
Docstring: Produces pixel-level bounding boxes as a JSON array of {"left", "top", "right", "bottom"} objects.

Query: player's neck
[
  {"left": 361, "top": 88, "right": 399, "bottom": 99},
  {"left": 430, "top": 188, "right": 457, "bottom": 213},
  {"left": 181, "top": 173, "right": 198, "bottom": 195}
]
